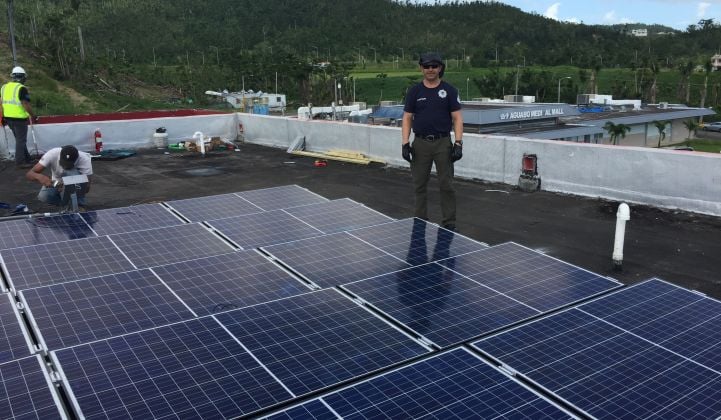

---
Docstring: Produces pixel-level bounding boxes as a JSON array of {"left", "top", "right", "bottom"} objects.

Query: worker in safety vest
[{"left": 1, "top": 66, "right": 38, "bottom": 168}]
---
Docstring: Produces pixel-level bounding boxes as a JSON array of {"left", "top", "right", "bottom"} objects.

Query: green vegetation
[
  {"left": 668, "top": 139, "right": 721, "bottom": 153},
  {"left": 1, "top": 0, "right": 720, "bottom": 115}
]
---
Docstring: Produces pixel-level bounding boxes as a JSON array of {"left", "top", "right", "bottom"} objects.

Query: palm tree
[
  {"left": 683, "top": 119, "right": 699, "bottom": 139},
  {"left": 653, "top": 120, "right": 668, "bottom": 148},
  {"left": 604, "top": 121, "right": 631, "bottom": 145},
  {"left": 699, "top": 60, "right": 713, "bottom": 124}
]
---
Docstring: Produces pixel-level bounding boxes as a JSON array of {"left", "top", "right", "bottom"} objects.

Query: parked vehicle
[{"left": 702, "top": 122, "right": 721, "bottom": 132}]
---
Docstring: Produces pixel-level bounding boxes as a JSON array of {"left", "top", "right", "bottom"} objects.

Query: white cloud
[
  {"left": 545, "top": 2, "right": 561, "bottom": 20},
  {"left": 697, "top": 2, "right": 711, "bottom": 19},
  {"left": 603, "top": 10, "right": 617, "bottom": 23}
]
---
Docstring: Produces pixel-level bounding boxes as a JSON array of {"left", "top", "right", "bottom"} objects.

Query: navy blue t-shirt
[{"left": 403, "top": 80, "right": 461, "bottom": 136}]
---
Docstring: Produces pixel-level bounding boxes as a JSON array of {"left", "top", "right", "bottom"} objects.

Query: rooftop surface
[{"left": 2, "top": 142, "right": 719, "bottom": 300}]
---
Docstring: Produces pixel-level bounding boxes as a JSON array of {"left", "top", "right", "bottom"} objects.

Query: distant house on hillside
[
  {"left": 631, "top": 28, "right": 648, "bottom": 37},
  {"left": 712, "top": 54, "right": 721, "bottom": 72}
]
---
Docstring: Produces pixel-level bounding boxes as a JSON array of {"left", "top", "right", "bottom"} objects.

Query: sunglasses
[{"left": 422, "top": 64, "right": 440, "bottom": 69}]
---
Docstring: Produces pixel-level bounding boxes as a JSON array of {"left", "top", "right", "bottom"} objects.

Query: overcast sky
[{"left": 420, "top": 0, "right": 720, "bottom": 30}]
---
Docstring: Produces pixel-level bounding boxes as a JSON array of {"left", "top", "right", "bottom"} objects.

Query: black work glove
[
  {"left": 451, "top": 142, "right": 463, "bottom": 162},
  {"left": 402, "top": 143, "right": 413, "bottom": 163}
]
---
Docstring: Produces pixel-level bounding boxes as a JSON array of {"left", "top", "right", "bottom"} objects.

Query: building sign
[{"left": 499, "top": 108, "right": 565, "bottom": 120}]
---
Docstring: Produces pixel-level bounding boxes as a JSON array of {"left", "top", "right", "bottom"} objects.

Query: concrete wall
[
  {"left": 238, "top": 113, "right": 721, "bottom": 216},
  {"left": 2, "top": 114, "right": 238, "bottom": 156}
]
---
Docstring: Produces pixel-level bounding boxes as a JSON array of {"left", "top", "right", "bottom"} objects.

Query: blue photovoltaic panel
[
  {"left": 579, "top": 278, "right": 721, "bottom": 371},
  {"left": 166, "top": 193, "right": 262, "bottom": 222},
  {"left": 283, "top": 198, "right": 393, "bottom": 234},
  {"left": 0, "top": 355, "right": 64, "bottom": 420},
  {"left": 109, "top": 223, "right": 234, "bottom": 268},
  {"left": 349, "top": 218, "right": 487, "bottom": 265},
  {"left": 437, "top": 242, "right": 622, "bottom": 312},
  {"left": 343, "top": 263, "right": 540, "bottom": 348},
  {"left": 152, "top": 250, "right": 310, "bottom": 316},
  {"left": 264, "top": 399, "right": 337, "bottom": 420},
  {"left": 318, "top": 348, "right": 571, "bottom": 419},
  {"left": 0, "top": 214, "right": 94, "bottom": 251},
  {"left": 20, "top": 269, "right": 195, "bottom": 350},
  {"left": 1, "top": 293, "right": 30, "bottom": 363},
  {"left": 81, "top": 203, "right": 185, "bottom": 236},
  {"left": 1, "top": 236, "right": 136, "bottom": 291},
  {"left": 206, "top": 209, "right": 322, "bottom": 249},
  {"left": 262, "top": 232, "right": 408, "bottom": 288},
  {"left": 216, "top": 288, "right": 428, "bottom": 396},
  {"left": 236, "top": 184, "right": 329, "bottom": 211},
  {"left": 473, "top": 309, "right": 721, "bottom": 419},
  {"left": 54, "top": 317, "right": 292, "bottom": 419}
]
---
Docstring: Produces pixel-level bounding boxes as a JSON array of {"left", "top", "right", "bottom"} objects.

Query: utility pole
[
  {"left": 515, "top": 65, "right": 521, "bottom": 95},
  {"left": 7, "top": 0, "right": 18, "bottom": 66}
]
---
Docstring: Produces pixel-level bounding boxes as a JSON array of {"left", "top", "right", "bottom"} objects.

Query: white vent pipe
[
  {"left": 612, "top": 203, "right": 630, "bottom": 271},
  {"left": 193, "top": 131, "right": 206, "bottom": 156}
]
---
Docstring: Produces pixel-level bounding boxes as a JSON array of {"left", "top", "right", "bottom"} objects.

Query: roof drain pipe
[
  {"left": 612, "top": 203, "right": 630, "bottom": 271},
  {"left": 193, "top": 131, "right": 206, "bottom": 157}
]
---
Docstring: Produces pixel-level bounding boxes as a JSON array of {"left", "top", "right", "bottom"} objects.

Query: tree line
[{"left": 2, "top": 0, "right": 720, "bottom": 109}]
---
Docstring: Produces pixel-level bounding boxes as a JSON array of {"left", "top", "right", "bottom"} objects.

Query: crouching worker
[{"left": 26, "top": 145, "right": 93, "bottom": 209}]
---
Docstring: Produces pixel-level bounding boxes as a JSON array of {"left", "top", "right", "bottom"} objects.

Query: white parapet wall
[
  {"left": 2, "top": 113, "right": 238, "bottom": 155},
  {"left": 238, "top": 113, "right": 721, "bottom": 217}
]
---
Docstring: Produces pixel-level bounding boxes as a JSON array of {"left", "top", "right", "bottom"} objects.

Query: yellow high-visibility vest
[{"left": 1, "top": 82, "right": 29, "bottom": 119}]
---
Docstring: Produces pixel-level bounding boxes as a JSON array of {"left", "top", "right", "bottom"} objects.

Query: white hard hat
[{"left": 11, "top": 66, "right": 26, "bottom": 76}]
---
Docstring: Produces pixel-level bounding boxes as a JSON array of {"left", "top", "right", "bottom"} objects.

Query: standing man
[
  {"left": 1, "top": 66, "right": 38, "bottom": 168},
  {"left": 26, "top": 145, "right": 93, "bottom": 208},
  {"left": 402, "top": 52, "right": 464, "bottom": 231}
]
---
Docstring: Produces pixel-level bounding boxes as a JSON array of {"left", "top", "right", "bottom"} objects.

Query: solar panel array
[
  {"left": 266, "top": 348, "right": 572, "bottom": 419},
  {"left": 0, "top": 185, "right": 718, "bottom": 419},
  {"left": 473, "top": 278, "right": 721, "bottom": 419},
  {"left": 81, "top": 203, "right": 185, "bottom": 236},
  {"left": 0, "top": 293, "right": 30, "bottom": 363},
  {"left": 0, "top": 355, "right": 64, "bottom": 419},
  {"left": 0, "top": 214, "right": 95, "bottom": 252}
]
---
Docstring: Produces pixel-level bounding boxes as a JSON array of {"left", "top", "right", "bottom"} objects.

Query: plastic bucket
[{"left": 153, "top": 132, "right": 169, "bottom": 148}]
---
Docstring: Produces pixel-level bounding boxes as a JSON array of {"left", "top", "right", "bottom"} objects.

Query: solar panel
[
  {"left": 81, "top": 203, "right": 185, "bottom": 235},
  {"left": 109, "top": 223, "right": 234, "bottom": 268},
  {"left": 1, "top": 236, "right": 136, "bottom": 291},
  {"left": 236, "top": 184, "right": 329, "bottom": 211},
  {"left": 215, "top": 288, "right": 429, "bottom": 396},
  {"left": 261, "top": 232, "right": 409, "bottom": 288},
  {"left": 166, "top": 193, "right": 262, "bottom": 222},
  {"left": 0, "top": 214, "right": 94, "bottom": 251},
  {"left": 473, "top": 308, "right": 721, "bottom": 419},
  {"left": 20, "top": 269, "right": 195, "bottom": 351},
  {"left": 314, "top": 348, "right": 571, "bottom": 419},
  {"left": 264, "top": 399, "right": 338, "bottom": 420},
  {"left": 437, "top": 242, "right": 622, "bottom": 312},
  {"left": 53, "top": 317, "right": 293, "bottom": 419},
  {"left": 578, "top": 278, "right": 721, "bottom": 371},
  {"left": 283, "top": 198, "right": 394, "bottom": 234},
  {"left": 0, "top": 355, "right": 65, "bottom": 420},
  {"left": 151, "top": 250, "right": 310, "bottom": 316},
  {"left": 348, "top": 218, "right": 488, "bottom": 265},
  {"left": 343, "top": 263, "right": 541, "bottom": 348},
  {"left": 1, "top": 293, "right": 32, "bottom": 363},
  {"left": 206, "top": 209, "right": 322, "bottom": 249}
]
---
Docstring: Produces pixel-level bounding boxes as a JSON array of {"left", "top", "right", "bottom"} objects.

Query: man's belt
[{"left": 415, "top": 133, "right": 450, "bottom": 141}]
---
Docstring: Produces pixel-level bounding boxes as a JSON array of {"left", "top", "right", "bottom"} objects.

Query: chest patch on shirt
[{"left": 438, "top": 89, "right": 447, "bottom": 99}]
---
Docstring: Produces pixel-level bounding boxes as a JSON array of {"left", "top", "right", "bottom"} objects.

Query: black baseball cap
[
  {"left": 59, "top": 145, "right": 79, "bottom": 169},
  {"left": 419, "top": 52, "right": 444, "bottom": 66}
]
